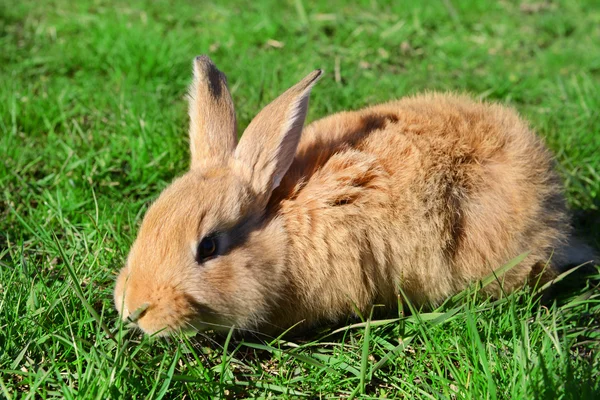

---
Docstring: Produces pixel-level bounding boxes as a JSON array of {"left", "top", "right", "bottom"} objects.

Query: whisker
[
  {"left": 182, "top": 321, "right": 224, "bottom": 348},
  {"left": 186, "top": 304, "right": 289, "bottom": 332},
  {"left": 189, "top": 319, "right": 276, "bottom": 340}
]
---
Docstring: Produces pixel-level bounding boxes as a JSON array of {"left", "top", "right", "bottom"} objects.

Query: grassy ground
[{"left": 1, "top": 0, "right": 600, "bottom": 398}]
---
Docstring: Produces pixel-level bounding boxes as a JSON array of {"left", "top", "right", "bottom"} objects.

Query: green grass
[{"left": 1, "top": 0, "right": 599, "bottom": 398}]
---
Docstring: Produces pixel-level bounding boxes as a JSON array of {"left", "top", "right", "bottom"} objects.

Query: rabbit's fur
[{"left": 114, "top": 56, "right": 594, "bottom": 336}]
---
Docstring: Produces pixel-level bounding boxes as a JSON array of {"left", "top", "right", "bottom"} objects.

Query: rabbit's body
[
  {"left": 114, "top": 57, "right": 592, "bottom": 336},
  {"left": 268, "top": 94, "right": 569, "bottom": 329}
]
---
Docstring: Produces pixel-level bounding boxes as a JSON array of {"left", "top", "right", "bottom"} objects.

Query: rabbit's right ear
[
  {"left": 234, "top": 70, "right": 322, "bottom": 204},
  {"left": 188, "top": 56, "right": 237, "bottom": 169}
]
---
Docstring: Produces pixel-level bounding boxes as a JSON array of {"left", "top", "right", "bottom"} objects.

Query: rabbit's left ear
[
  {"left": 235, "top": 69, "right": 322, "bottom": 201},
  {"left": 188, "top": 56, "right": 238, "bottom": 169}
]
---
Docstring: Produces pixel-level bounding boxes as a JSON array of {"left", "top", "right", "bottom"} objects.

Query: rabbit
[{"left": 114, "top": 55, "right": 595, "bottom": 336}]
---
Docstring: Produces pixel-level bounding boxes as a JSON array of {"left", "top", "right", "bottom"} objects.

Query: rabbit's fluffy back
[{"left": 266, "top": 93, "right": 570, "bottom": 328}]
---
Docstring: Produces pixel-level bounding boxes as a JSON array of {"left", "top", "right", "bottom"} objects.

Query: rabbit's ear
[
  {"left": 235, "top": 69, "right": 322, "bottom": 200},
  {"left": 188, "top": 56, "right": 237, "bottom": 168}
]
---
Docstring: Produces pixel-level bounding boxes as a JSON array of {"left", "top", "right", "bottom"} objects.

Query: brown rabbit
[{"left": 114, "top": 55, "right": 594, "bottom": 336}]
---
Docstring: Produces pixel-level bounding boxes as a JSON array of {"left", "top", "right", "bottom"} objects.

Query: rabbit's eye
[{"left": 197, "top": 236, "right": 218, "bottom": 262}]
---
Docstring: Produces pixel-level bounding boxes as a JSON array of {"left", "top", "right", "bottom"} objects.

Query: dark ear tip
[
  {"left": 311, "top": 69, "right": 323, "bottom": 79},
  {"left": 194, "top": 55, "right": 213, "bottom": 64},
  {"left": 193, "top": 55, "right": 220, "bottom": 77},
  {"left": 302, "top": 69, "right": 323, "bottom": 88}
]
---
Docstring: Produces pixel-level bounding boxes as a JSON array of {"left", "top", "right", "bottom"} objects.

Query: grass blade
[
  {"left": 220, "top": 325, "right": 235, "bottom": 388},
  {"left": 371, "top": 335, "right": 415, "bottom": 374},
  {"left": 359, "top": 314, "right": 372, "bottom": 395},
  {"left": 155, "top": 348, "right": 180, "bottom": 400},
  {"left": 465, "top": 310, "right": 497, "bottom": 400},
  {"left": 51, "top": 232, "right": 116, "bottom": 342}
]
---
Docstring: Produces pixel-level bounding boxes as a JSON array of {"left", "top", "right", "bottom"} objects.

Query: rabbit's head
[{"left": 114, "top": 56, "right": 322, "bottom": 335}]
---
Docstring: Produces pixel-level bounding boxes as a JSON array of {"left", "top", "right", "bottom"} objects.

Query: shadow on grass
[
  {"left": 572, "top": 201, "right": 600, "bottom": 250},
  {"left": 536, "top": 351, "right": 600, "bottom": 400}
]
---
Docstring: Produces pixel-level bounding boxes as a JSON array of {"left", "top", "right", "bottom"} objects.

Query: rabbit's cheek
[{"left": 203, "top": 260, "right": 236, "bottom": 295}]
